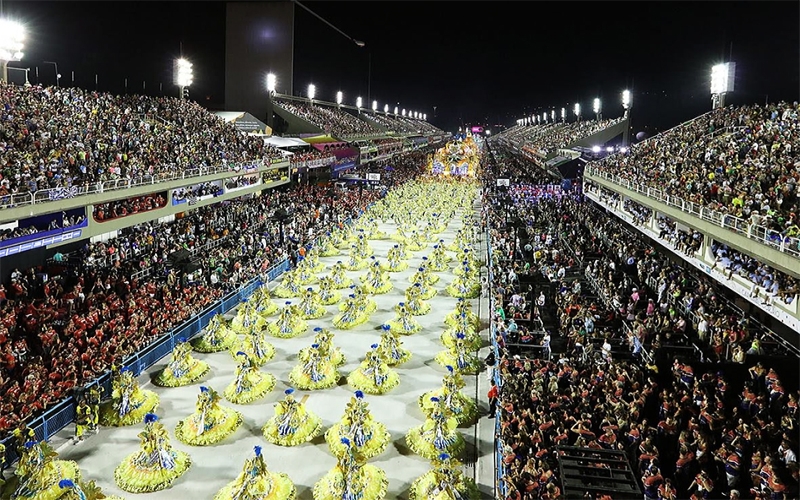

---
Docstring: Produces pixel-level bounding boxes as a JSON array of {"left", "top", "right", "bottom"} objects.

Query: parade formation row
[{"left": 3, "top": 181, "right": 485, "bottom": 500}]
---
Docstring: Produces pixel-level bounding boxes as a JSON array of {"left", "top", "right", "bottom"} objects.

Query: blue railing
[
  {"left": 486, "top": 228, "right": 506, "bottom": 499},
  {"left": 0, "top": 199, "right": 379, "bottom": 466}
]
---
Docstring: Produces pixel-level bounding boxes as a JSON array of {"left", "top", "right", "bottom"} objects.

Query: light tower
[
  {"left": 307, "top": 83, "right": 316, "bottom": 102},
  {"left": 336, "top": 91, "right": 343, "bottom": 106},
  {"left": 0, "top": 19, "right": 25, "bottom": 83},
  {"left": 561, "top": 107, "right": 566, "bottom": 122},
  {"left": 593, "top": 98, "right": 601, "bottom": 121},
  {"left": 710, "top": 63, "right": 735, "bottom": 109},
  {"left": 175, "top": 58, "right": 193, "bottom": 100},
  {"left": 574, "top": 103, "right": 581, "bottom": 122}
]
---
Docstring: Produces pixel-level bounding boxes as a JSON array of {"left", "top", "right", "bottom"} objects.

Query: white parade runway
[{"left": 47, "top": 214, "right": 486, "bottom": 499}]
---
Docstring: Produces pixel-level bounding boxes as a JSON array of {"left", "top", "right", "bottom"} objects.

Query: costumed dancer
[
  {"left": 405, "top": 231, "right": 425, "bottom": 252},
  {"left": 224, "top": 352, "right": 276, "bottom": 404},
  {"left": 444, "top": 298, "right": 479, "bottom": 329},
  {"left": 153, "top": 337, "right": 210, "bottom": 387},
  {"left": 56, "top": 479, "right": 125, "bottom": 500},
  {"left": 298, "top": 287, "right": 326, "bottom": 320},
  {"left": 318, "top": 276, "right": 341, "bottom": 305},
  {"left": 333, "top": 294, "right": 367, "bottom": 330},
  {"left": 320, "top": 232, "right": 341, "bottom": 257},
  {"left": 378, "top": 324, "right": 411, "bottom": 366},
  {"left": 304, "top": 246, "right": 327, "bottom": 273},
  {"left": 401, "top": 283, "right": 431, "bottom": 316},
  {"left": 100, "top": 367, "right": 159, "bottom": 427},
  {"left": 361, "top": 260, "right": 393, "bottom": 295},
  {"left": 273, "top": 271, "right": 301, "bottom": 299},
  {"left": 309, "top": 327, "right": 346, "bottom": 367},
  {"left": 10, "top": 440, "right": 81, "bottom": 500},
  {"left": 435, "top": 334, "right": 482, "bottom": 374},
  {"left": 354, "top": 234, "right": 374, "bottom": 259},
  {"left": 435, "top": 239, "right": 453, "bottom": 262},
  {"left": 312, "top": 437, "right": 388, "bottom": 500},
  {"left": 366, "top": 218, "right": 388, "bottom": 240},
  {"left": 113, "top": 413, "right": 191, "bottom": 493},
  {"left": 396, "top": 239, "right": 412, "bottom": 259},
  {"left": 419, "top": 257, "right": 440, "bottom": 284},
  {"left": 409, "top": 453, "right": 480, "bottom": 500},
  {"left": 262, "top": 389, "right": 323, "bottom": 446},
  {"left": 267, "top": 301, "right": 307, "bottom": 339},
  {"left": 346, "top": 284, "right": 377, "bottom": 314},
  {"left": 329, "top": 261, "right": 354, "bottom": 289},
  {"left": 441, "top": 315, "right": 482, "bottom": 351},
  {"left": 213, "top": 446, "right": 296, "bottom": 500},
  {"left": 231, "top": 301, "right": 267, "bottom": 335},
  {"left": 410, "top": 273, "right": 437, "bottom": 301},
  {"left": 252, "top": 285, "right": 279, "bottom": 317},
  {"left": 192, "top": 313, "right": 238, "bottom": 353},
  {"left": 391, "top": 223, "right": 409, "bottom": 243},
  {"left": 72, "top": 399, "right": 94, "bottom": 446},
  {"left": 344, "top": 245, "right": 368, "bottom": 271},
  {"left": 386, "top": 302, "right": 422, "bottom": 335},
  {"left": 454, "top": 256, "right": 476, "bottom": 277},
  {"left": 289, "top": 341, "right": 339, "bottom": 390},
  {"left": 381, "top": 244, "right": 409, "bottom": 273},
  {"left": 419, "top": 365, "right": 478, "bottom": 425},
  {"left": 347, "top": 344, "right": 400, "bottom": 395},
  {"left": 175, "top": 386, "right": 243, "bottom": 446},
  {"left": 445, "top": 273, "right": 480, "bottom": 299},
  {"left": 295, "top": 258, "right": 319, "bottom": 286},
  {"left": 325, "top": 391, "right": 390, "bottom": 460},
  {"left": 428, "top": 247, "right": 449, "bottom": 273},
  {"left": 230, "top": 322, "right": 276, "bottom": 367},
  {"left": 405, "top": 396, "right": 465, "bottom": 460}
]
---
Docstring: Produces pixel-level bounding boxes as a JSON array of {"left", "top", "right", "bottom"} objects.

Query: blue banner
[
  {"left": 0, "top": 229, "right": 83, "bottom": 258},
  {"left": 331, "top": 160, "right": 356, "bottom": 174}
]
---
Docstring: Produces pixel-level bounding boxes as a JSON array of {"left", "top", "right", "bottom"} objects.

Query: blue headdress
[
  {"left": 382, "top": 324, "right": 391, "bottom": 331},
  {"left": 199, "top": 386, "right": 209, "bottom": 393},
  {"left": 355, "top": 390, "right": 364, "bottom": 399},
  {"left": 430, "top": 397, "right": 440, "bottom": 402},
  {"left": 456, "top": 333, "right": 466, "bottom": 339},
  {"left": 371, "top": 344, "right": 379, "bottom": 349},
  {"left": 24, "top": 440, "right": 36, "bottom": 449},
  {"left": 285, "top": 388, "right": 295, "bottom": 395},
  {"left": 59, "top": 479, "right": 75, "bottom": 489},
  {"left": 254, "top": 445, "right": 262, "bottom": 457},
  {"left": 314, "top": 327, "right": 322, "bottom": 332},
  {"left": 446, "top": 365, "right": 454, "bottom": 373},
  {"left": 144, "top": 413, "right": 159, "bottom": 424},
  {"left": 311, "top": 343, "right": 319, "bottom": 348},
  {"left": 285, "top": 301, "right": 292, "bottom": 305},
  {"left": 340, "top": 437, "right": 351, "bottom": 446}
]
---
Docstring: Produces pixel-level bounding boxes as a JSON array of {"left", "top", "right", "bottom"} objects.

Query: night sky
[{"left": 4, "top": 1, "right": 799, "bottom": 135}]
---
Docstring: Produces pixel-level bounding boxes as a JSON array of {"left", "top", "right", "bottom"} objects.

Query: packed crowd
[
  {"left": 484, "top": 142, "right": 799, "bottom": 500},
  {"left": 223, "top": 174, "right": 260, "bottom": 190},
  {"left": 92, "top": 193, "right": 167, "bottom": 222},
  {"left": 0, "top": 82, "right": 283, "bottom": 199},
  {"left": 288, "top": 149, "right": 336, "bottom": 167},
  {"left": 0, "top": 147, "right": 430, "bottom": 437},
  {"left": 172, "top": 182, "right": 224, "bottom": 203},
  {"left": 496, "top": 118, "right": 625, "bottom": 157},
  {"left": 274, "top": 99, "right": 382, "bottom": 138},
  {"left": 0, "top": 212, "right": 87, "bottom": 243},
  {"left": 591, "top": 102, "right": 800, "bottom": 232}
]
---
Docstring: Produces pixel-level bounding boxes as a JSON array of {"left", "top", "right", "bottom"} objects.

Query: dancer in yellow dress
[
  {"left": 262, "top": 389, "right": 323, "bottom": 446},
  {"left": 56, "top": 479, "right": 125, "bottom": 500},
  {"left": 428, "top": 246, "right": 450, "bottom": 272},
  {"left": 445, "top": 272, "right": 480, "bottom": 299},
  {"left": 405, "top": 396, "right": 465, "bottom": 460},
  {"left": 419, "top": 365, "right": 478, "bottom": 425},
  {"left": 298, "top": 287, "right": 326, "bottom": 320},
  {"left": 267, "top": 301, "right": 307, "bottom": 338},
  {"left": 231, "top": 301, "right": 267, "bottom": 334},
  {"left": 445, "top": 298, "right": 479, "bottom": 329},
  {"left": 365, "top": 218, "right": 388, "bottom": 240},
  {"left": 304, "top": 246, "right": 327, "bottom": 273},
  {"left": 391, "top": 223, "right": 409, "bottom": 243},
  {"left": 320, "top": 232, "right": 341, "bottom": 257},
  {"left": 347, "top": 344, "right": 400, "bottom": 395},
  {"left": 378, "top": 324, "right": 411, "bottom": 366},
  {"left": 312, "top": 437, "right": 388, "bottom": 500},
  {"left": 289, "top": 341, "right": 339, "bottom": 390},
  {"left": 114, "top": 413, "right": 191, "bottom": 493},
  {"left": 441, "top": 313, "right": 482, "bottom": 351},
  {"left": 435, "top": 335, "right": 482, "bottom": 374},
  {"left": 405, "top": 230, "right": 425, "bottom": 252},
  {"left": 251, "top": 285, "right": 279, "bottom": 317},
  {"left": 381, "top": 244, "right": 409, "bottom": 273},
  {"left": 175, "top": 386, "right": 243, "bottom": 446},
  {"left": 409, "top": 453, "right": 480, "bottom": 500},
  {"left": 318, "top": 276, "right": 341, "bottom": 305},
  {"left": 295, "top": 258, "right": 319, "bottom": 285},
  {"left": 401, "top": 283, "right": 431, "bottom": 316},
  {"left": 224, "top": 352, "right": 276, "bottom": 404},
  {"left": 192, "top": 313, "right": 238, "bottom": 353},
  {"left": 360, "top": 260, "right": 393, "bottom": 294},
  {"left": 153, "top": 337, "right": 210, "bottom": 387},
  {"left": 273, "top": 271, "right": 302, "bottom": 299},
  {"left": 230, "top": 322, "right": 276, "bottom": 367},
  {"left": 418, "top": 257, "right": 441, "bottom": 283},
  {"left": 332, "top": 294, "right": 367, "bottom": 330},
  {"left": 213, "top": 446, "right": 296, "bottom": 500},
  {"left": 100, "top": 367, "right": 159, "bottom": 427},
  {"left": 354, "top": 234, "right": 374, "bottom": 259},
  {"left": 329, "top": 261, "right": 354, "bottom": 289},
  {"left": 386, "top": 302, "right": 422, "bottom": 335},
  {"left": 410, "top": 271, "right": 437, "bottom": 300},
  {"left": 8, "top": 440, "right": 82, "bottom": 500},
  {"left": 309, "top": 327, "right": 346, "bottom": 367},
  {"left": 346, "top": 284, "right": 377, "bottom": 314},
  {"left": 344, "top": 244, "right": 368, "bottom": 271},
  {"left": 325, "top": 391, "right": 390, "bottom": 460}
]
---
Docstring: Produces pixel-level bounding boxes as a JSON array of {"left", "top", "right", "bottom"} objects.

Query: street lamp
[
  {"left": 383, "top": 104, "right": 389, "bottom": 114},
  {"left": 622, "top": 89, "right": 632, "bottom": 117},
  {"left": 174, "top": 58, "right": 193, "bottom": 99},
  {"left": 336, "top": 90, "right": 343, "bottom": 105},
  {"left": 574, "top": 103, "right": 581, "bottom": 121},
  {"left": 0, "top": 19, "right": 25, "bottom": 83},
  {"left": 372, "top": 100, "right": 377, "bottom": 112},
  {"left": 356, "top": 96, "right": 363, "bottom": 109},
  {"left": 593, "top": 98, "right": 601, "bottom": 120},
  {"left": 307, "top": 83, "right": 316, "bottom": 101},
  {"left": 266, "top": 73, "right": 277, "bottom": 94},
  {"left": 394, "top": 106, "right": 398, "bottom": 115}
]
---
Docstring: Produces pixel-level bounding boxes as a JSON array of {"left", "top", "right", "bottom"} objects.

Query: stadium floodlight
[
  {"left": 561, "top": 107, "right": 566, "bottom": 121},
  {"left": 606, "top": 146, "right": 614, "bottom": 152},
  {"left": 307, "top": 84, "right": 316, "bottom": 100},
  {"left": 175, "top": 58, "right": 193, "bottom": 99},
  {"left": 593, "top": 98, "right": 601, "bottom": 116},
  {"left": 710, "top": 62, "right": 735, "bottom": 108},
  {"left": 592, "top": 146, "right": 601, "bottom": 153},
  {"left": 622, "top": 89, "right": 631, "bottom": 110},
  {"left": 394, "top": 106, "right": 399, "bottom": 115},
  {"left": 423, "top": 114, "right": 426, "bottom": 120},
  {"left": 413, "top": 111, "right": 418, "bottom": 119},
  {"left": 372, "top": 100, "right": 377, "bottom": 111},
  {"left": 574, "top": 103, "right": 581, "bottom": 120},
  {"left": 402, "top": 108, "right": 406, "bottom": 116},
  {"left": 0, "top": 19, "right": 25, "bottom": 83},
  {"left": 266, "top": 73, "right": 277, "bottom": 93},
  {"left": 551, "top": 109, "right": 555, "bottom": 122},
  {"left": 336, "top": 91, "right": 343, "bottom": 105},
  {"left": 357, "top": 96, "right": 363, "bottom": 108},
  {"left": 542, "top": 113, "right": 547, "bottom": 122},
  {"left": 383, "top": 104, "right": 389, "bottom": 114},
  {"left": 620, "top": 147, "right": 628, "bottom": 153}
]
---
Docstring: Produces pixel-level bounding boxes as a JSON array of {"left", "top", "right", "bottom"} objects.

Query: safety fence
[
  {"left": 486, "top": 228, "right": 506, "bottom": 499},
  {"left": 0, "top": 200, "right": 376, "bottom": 466}
]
